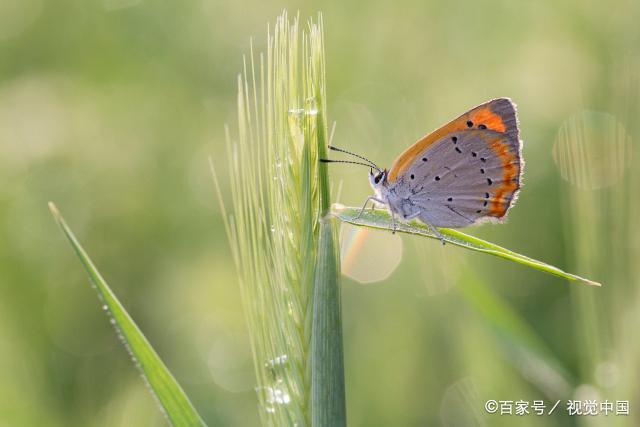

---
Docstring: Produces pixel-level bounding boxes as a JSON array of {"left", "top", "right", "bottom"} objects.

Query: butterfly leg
[
  {"left": 399, "top": 211, "right": 422, "bottom": 236},
  {"left": 355, "top": 196, "right": 385, "bottom": 220},
  {"left": 404, "top": 212, "right": 421, "bottom": 220},
  {"left": 391, "top": 210, "right": 397, "bottom": 234},
  {"left": 402, "top": 212, "right": 446, "bottom": 245},
  {"left": 424, "top": 221, "right": 446, "bottom": 245}
]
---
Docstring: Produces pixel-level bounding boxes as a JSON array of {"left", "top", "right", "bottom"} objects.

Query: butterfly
[{"left": 322, "top": 98, "right": 523, "bottom": 241}]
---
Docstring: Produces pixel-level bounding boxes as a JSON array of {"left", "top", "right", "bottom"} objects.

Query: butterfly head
[{"left": 369, "top": 168, "right": 388, "bottom": 193}]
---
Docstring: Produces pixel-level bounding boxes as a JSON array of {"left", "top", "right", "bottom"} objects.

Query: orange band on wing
[
  {"left": 388, "top": 103, "right": 507, "bottom": 182},
  {"left": 470, "top": 109, "right": 506, "bottom": 132},
  {"left": 488, "top": 138, "right": 519, "bottom": 217}
]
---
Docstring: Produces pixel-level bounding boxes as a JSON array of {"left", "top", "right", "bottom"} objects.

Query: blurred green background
[{"left": 1, "top": 0, "right": 639, "bottom": 425}]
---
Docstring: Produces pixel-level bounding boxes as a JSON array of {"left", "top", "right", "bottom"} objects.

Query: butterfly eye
[{"left": 374, "top": 172, "right": 383, "bottom": 184}]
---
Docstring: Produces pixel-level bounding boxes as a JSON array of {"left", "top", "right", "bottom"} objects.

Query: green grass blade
[
  {"left": 48, "top": 202, "right": 207, "bottom": 427},
  {"left": 332, "top": 204, "right": 601, "bottom": 287},
  {"left": 457, "top": 274, "right": 573, "bottom": 396},
  {"left": 308, "top": 15, "right": 346, "bottom": 427},
  {"left": 311, "top": 218, "right": 346, "bottom": 427}
]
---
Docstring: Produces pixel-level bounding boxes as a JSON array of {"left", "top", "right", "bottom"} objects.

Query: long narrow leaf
[
  {"left": 49, "top": 202, "right": 207, "bottom": 427},
  {"left": 332, "top": 204, "right": 601, "bottom": 287},
  {"left": 309, "top": 16, "right": 346, "bottom": 426},
  {"left": 311, "top": 217, "right": 345, "bottom": 426}
]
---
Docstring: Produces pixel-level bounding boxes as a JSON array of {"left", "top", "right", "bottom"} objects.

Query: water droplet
[
  {"left": 265, "top": 354, "right": 288, "bottom": 369},
  {"left": 102, "top": 304, "right": 108, "bottom": 311},
  {"left": 287, "top": 301, "right": 294, "bottom": 316},
  {"left": 265, "top": 386, "right": 291, "bottom": 405},
  {"left": 265, "top": 354, "right": 289, "bottom": 380}
]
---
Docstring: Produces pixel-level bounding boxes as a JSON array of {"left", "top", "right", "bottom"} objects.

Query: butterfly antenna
[
  {"left": 327, "top": 145, "right": 382, "bottom": 171},
  {"left": 320, "top": 159, "right": 382, "bottom": 172}
]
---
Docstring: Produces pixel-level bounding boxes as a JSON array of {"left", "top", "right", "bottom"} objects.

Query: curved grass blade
[
  {"left": 332, "top": 204, "right": 601, "bottom": 287},
  {"left": 457, "top": 273, "right": 574, "bottom": 397},
  {"left": 49, "top": 202, "right": 207, "bottom": 427}
]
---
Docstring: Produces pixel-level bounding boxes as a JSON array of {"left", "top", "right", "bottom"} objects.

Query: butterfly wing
[
  {"left": 388, "top": 98, "right": 520, "bottom": 182},
  {"left": 387, "top": 98, "right": 522, "bottom": 228}
]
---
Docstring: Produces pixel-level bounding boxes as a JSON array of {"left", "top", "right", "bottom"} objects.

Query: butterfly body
[{"left": 366, "top": 98, "right": 523, "bottom": 230}]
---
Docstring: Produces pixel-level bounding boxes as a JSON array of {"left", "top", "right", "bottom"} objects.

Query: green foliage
[
  {"left": 4, "top": 1, "right": 637, "bottom": 425},
  {"left": 333, "top": 205, "right": 601, "bottom": 287},
  {"left": 311, "top": 219, "right": 346, "bottom": 426},
  {"left": 49, "top": 203, "right": 206, "bottom": 427},
  {"left": 213, "top": 12, "right": 344, "bottom": 426}
]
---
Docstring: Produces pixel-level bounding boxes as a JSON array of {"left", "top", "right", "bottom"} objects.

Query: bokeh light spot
[{"left": 340, "top": 223, "right": 402, "bottom": 284}]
